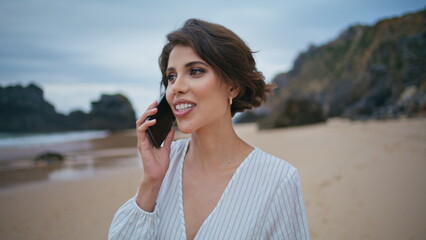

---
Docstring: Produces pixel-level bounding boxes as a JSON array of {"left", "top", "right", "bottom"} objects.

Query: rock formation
[
  {"left": 237, "top": 9, "right": 426, "bottom": 129},
  {"left": 88, "top": 94, "right": 136, "bottom": 131},
  {"left": 0, "top": 83, "right": 67, "bottom": 132},
  {"left": 0, "top": 83, "right": 136, "bottom": 132}
]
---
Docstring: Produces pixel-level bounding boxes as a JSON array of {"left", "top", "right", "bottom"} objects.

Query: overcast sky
[{"left": 1, "top": 0, "right": 424, "bottom": 116}]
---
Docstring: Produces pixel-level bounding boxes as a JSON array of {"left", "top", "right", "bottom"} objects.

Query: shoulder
[
  {"left": 251, "top": 150, "right": 310, "bottom": 239},
  {"left": 249, "top": 147, "right": 299, "bottom": 185},
  {"left": 249, "top": 148, "right": 305, "bottom": 206}
]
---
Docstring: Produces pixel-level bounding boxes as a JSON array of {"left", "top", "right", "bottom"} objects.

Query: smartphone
[{"left": 146, "top": 95, "right": 176, "bottom": 148}]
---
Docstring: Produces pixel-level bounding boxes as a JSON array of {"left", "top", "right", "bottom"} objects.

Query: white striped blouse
[{"left": 109, "top": 138, "right": 310, "bottom": 239}]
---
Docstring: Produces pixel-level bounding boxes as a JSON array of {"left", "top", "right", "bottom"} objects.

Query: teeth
[{"left": 176, "top": 103, "right": 194, "bottom": 111}]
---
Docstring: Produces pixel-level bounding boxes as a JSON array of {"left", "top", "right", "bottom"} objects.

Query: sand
[
  {"left": 0, "top": 118, "right": 425, "bottom": 240},
  {"left": 238, "top": 118, "right": 426, "bottom": 240}
]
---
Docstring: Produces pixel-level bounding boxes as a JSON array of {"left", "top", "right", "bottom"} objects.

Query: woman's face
[{"left": 165, "top": 45, "right": 233, "bottom": 134}]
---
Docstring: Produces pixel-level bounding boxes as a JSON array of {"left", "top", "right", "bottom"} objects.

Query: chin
[{"left": 176, "top": 122, "right": 195, "bottom": 135}]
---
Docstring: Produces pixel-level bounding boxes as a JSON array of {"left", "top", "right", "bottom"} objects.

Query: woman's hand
[
  {"left": 136, "top": 101, "right": 175, "bottom": 183},
  {"left": 135, "top": 101, "right": 175, "bottom": 212}
]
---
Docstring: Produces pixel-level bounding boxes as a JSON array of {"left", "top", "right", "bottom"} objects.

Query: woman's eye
[
  {"left": 167, "top": 73, "right": 177, "bottom": 81},
  {"left": 190, "top": 68, "right": 205, "bottom": 75}
]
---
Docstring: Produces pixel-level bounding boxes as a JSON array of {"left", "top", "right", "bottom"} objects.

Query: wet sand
[
  {"left": 0, "top": 130, "right": 140, "bottom": 188},
  {"left": 0, "top": 118, "right": 425, "bottom": 239}
]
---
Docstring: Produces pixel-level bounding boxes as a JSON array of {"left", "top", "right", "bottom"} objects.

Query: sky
[{"left": 1, "top": 0, "right": 425, "bottom": 116}]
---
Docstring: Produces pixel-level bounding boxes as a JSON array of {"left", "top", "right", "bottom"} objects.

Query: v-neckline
[{"left": 177, "top": 138, "right": 256, "bottom": 240}]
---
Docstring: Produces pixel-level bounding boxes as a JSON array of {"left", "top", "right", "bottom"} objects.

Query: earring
[{"left": 229, "top": 97, "right": 233, "bottom": 106}]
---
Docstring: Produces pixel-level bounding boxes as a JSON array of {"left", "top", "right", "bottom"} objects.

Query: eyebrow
[{"left": 166, "top": 61, "right": 209, "bottom": 73}]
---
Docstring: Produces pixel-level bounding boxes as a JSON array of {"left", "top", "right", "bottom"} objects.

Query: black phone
[{"left": 146, "top": 95, "right": 176, "bottom": 148}]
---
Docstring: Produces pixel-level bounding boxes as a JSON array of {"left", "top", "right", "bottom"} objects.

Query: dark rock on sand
[
  {"left": 34, "top": 152, "right": 65, "bottom": 165},
  {"left": 258, "top": 98, "right": 326, "bottom": 129}
]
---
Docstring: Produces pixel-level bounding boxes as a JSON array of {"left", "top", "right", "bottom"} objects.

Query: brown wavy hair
[{"left": 159, "top": 19, "right": 273, "bottom": 116}]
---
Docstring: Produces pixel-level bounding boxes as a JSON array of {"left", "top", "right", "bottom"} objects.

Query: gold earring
[{"left": 229, "top": 97, "right": 233, "bottom": 106}]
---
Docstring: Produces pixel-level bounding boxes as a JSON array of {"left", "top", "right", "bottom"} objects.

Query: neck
[{"left": 186, "top": 115, "right": 252, "bottom": 171}]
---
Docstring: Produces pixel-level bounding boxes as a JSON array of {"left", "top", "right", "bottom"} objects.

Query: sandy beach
[{"left": 0, "top": 118, "right": 425, "bottom": 240}]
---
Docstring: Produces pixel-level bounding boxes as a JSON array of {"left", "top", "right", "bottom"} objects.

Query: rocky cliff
[
  {"left": 238, "top": 9, "right": 426, "bottom": 129},
  {"left": 0, "top": 83, "right": 136, "bottom": 132},
  {"left": 87, "top": 94, "right": 136, "bottom": 131}
]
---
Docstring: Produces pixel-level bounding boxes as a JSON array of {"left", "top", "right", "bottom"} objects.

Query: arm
[
  {"left": 264, "top": 168, "right": 310, "bottom": 240},
  {"left": 108, "top": 196, "right": 160, "bottom": 240},
  {"left": 108, "top": 101, "right": 175, "bottom": 240},
  {"left": 108, "top": 180, "right": 166, "bottom": 239}
]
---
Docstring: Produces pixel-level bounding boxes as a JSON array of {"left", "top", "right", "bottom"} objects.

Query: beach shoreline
[
  {"left": 0, "top": 118, "right": 425, "bottom": 239},
  {"left": 0, "top": 129, "right": 140, "bottom": 188}
]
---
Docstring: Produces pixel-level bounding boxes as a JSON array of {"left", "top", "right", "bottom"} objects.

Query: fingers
[
  {"left": 137, "top": 118, "right": 156, "bottom": 132},
  {"left": 135, "top": 100, "right": 176, "bottom": 151},
  {"left": 147, "top": 100, "right": 158, "bottom": 110},
  {"left": 136, "top": 101, "right": 158, "bottom": 127},
  {"left": 136, "top": 101, "right": 159, "bottom": 148}
]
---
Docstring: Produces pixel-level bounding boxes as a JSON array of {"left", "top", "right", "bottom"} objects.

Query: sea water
[
  {"left": 0, "top": 130, "right": 117, "bottom": 187},
  {"left": 0, "top": 130, "right": 109, "bottom": 148}
]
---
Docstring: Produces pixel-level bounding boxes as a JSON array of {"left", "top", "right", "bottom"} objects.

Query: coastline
[
  {"left": 0, "top": 118, "right": 425, "bottom": 239},
  {"left": 0, "top": 129, "right": 139, "bottom": 188}
]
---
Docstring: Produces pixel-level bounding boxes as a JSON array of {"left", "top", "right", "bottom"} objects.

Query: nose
[{"left": 170, "top": 74, "right": 189, "bottom": 95}]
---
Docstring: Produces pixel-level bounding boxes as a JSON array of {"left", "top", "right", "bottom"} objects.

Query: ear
[{"left": 229, "top": 84, "right": 240, "bottom": 99}]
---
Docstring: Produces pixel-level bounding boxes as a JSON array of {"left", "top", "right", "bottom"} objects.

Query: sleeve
[
  {"left": 108, "top": 197, "right": 160, "bottom": 240},
  {"left": 263, "top": 168, "right": 310, "bottom": 240}
]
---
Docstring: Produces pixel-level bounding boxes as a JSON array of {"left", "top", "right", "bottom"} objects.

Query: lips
[{"left": 172, "top": 99, "right": 196, "bottom": 117}]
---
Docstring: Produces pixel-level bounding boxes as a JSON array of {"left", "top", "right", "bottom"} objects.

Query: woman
[{"left": 109, "top": 19, "right": 309, "bottom": 240}]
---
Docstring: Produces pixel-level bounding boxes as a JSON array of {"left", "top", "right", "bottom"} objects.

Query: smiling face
[{"left": 165, "top": 45, "right": 236, "bottom": 134}]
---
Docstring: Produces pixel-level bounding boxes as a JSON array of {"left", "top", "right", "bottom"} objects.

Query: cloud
[{"left": 1, "top": 0, "right": 424, "bottom": 115}]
